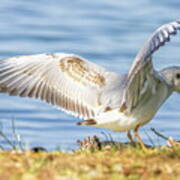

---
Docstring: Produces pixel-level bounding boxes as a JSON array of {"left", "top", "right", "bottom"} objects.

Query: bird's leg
[
  {"left": 127, "top": 131, "right": 136, "bottom": 145},
  {"left": 134, "top": 125, "right": 147, "bottom": 151}
]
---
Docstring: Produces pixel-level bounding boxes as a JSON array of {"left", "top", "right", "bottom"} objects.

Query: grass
[
  {"left": 0, "top": 143, "right": 179, "bottom": 180},
  {"left": 0, "top": 122, "right": 179, "bottom": 180}
]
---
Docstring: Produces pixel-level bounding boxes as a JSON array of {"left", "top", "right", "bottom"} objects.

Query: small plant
[
  {"left": 0, "top": 118, "right": 26, "bottom": 151},
  {"left": 151, "top": 127, "right": 180, "bottom": 147}
]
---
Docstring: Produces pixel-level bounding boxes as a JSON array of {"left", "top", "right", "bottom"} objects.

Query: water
[{"left": 0, "top": 0, "right": 179, "bottom": 150}]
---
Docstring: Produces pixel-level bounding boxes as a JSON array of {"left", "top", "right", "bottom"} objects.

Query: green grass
[{"left": 0, "top": 145, "right": 179, "bottom": 180}]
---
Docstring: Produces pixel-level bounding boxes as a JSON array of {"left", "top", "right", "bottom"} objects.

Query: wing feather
[
  {"left": 0, "top": 53, "right": 121, "bottom": 119},
  {"left": 129, "top": 21, "right": 180, "bottom": 76},
  {"left": 124, "top": 21, "right": 180, "bottom": 113}
]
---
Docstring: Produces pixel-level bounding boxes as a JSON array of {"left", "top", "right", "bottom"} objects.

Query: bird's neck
[{"left": 160, "top": 69, "right": 174, "bottom": 88}]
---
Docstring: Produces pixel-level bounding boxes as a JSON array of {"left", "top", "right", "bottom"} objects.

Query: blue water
[{"left": 0, "top": 0, "right": 179, "bottom": 150}]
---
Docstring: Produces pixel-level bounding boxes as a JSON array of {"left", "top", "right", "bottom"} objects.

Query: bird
[{"left": 0, "top": 21, "right": 180, "bottom": 149}]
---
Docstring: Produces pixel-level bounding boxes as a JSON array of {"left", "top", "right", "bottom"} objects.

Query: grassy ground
[{"left": 0, "top": 144, "right": 179, "bottom": 180}]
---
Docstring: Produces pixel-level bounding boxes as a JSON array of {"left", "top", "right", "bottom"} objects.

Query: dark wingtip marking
[{"left": 77, "top": 119, "right": 97, "bottom": 126}]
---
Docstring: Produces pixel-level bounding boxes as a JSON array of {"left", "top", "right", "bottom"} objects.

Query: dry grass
[{"left": 0, "top": 145, "right": 179, "bottom": 180}]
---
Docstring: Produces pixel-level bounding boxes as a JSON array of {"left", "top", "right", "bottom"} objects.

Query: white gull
[{"left": 0, "top": 21, "right": 180, "bottom": 148}]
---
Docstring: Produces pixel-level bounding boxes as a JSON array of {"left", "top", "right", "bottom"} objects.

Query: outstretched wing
[
  {"left": 123, "top": 21, "right": 180, "bottom": 113},
  {"left": 0, "top": 53, "right": 121, "bottom": 119}
]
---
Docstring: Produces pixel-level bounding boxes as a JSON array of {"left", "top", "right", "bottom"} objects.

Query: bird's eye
[{"left": 176, "top": 73, "right": 180, "bottom": 79}]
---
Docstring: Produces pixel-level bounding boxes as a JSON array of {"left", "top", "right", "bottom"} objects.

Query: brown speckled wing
[
  {"left": 0, "top": 53, "right": 120, "bottom": 119},
  {"left": 59, "top": 57, "right": 105, "bottom": 87}
]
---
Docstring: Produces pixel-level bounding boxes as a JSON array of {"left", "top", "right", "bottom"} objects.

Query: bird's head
[{"left": 161, "top": 66, "right": 180, "bottom": 92}]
